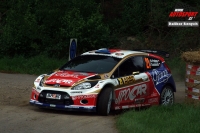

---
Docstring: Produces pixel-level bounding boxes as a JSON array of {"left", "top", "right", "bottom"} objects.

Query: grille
[{"left": 38, "top": 90, "right": 74, "bottom": 105}]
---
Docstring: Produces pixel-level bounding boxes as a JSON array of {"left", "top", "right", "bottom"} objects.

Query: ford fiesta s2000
[{"left": 30, "top": 48, "right": 176, "bottom": 116}]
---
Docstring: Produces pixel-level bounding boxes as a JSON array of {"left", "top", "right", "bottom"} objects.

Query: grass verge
[
  {"left": 0, "top": 55, "right": 66, "bottom": 75},
  {"left": 116, "top": 104, "right": 200, "bottom": 133}
]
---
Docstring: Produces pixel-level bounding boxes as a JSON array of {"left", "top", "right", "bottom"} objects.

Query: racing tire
[
  {"left": 97, "top": 87, "right": 113, "bottom": 116},
  {"left": 160, "top": 86, "right": 174, "bottom": 105}
]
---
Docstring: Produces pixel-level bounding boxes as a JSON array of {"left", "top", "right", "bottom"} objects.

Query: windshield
[{"left": 59, "top": 55, "right": 121, "bottom": 73}]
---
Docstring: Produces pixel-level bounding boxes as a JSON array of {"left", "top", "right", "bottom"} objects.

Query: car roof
[{"left": 81, "top": 49, "right": 148, "bottom": 58}]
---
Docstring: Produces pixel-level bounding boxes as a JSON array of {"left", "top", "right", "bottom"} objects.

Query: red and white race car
[{"left": 30, "top": 48, "right": 176, "bottom": 115}]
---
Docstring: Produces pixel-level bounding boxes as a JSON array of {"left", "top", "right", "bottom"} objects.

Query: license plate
[{"left": 46, "top": 93, "right": 61, "bottom": 99}]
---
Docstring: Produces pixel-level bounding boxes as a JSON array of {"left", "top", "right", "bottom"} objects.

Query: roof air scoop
[{"left": 95, "top": 48, "right": 111, "bottom": 54}]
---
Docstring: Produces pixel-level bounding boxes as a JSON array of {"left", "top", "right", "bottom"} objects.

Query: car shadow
[{"left": 26, "top": 104, "right": 151, "bottom": 116}]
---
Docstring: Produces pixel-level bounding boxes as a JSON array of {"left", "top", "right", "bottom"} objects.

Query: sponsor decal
[
  {"left": 71, "top": 91, "right": 82, "bottom": 93},
  {"left": 122, "top": 106, "right": 129, "bottom": 109},
  {"left": 45, "top": 79, "right": 73, "bottom": 84},
  {"left": 115, "top": 84, "right": 147, "bottom": 104},
  {"left": 72, "top": 94, "right": 97, "bottom": 100},
  {"left": 145, "top": 58, "right": 160, "bottom": 68},
  {"left": 151, "top": 69, "right": 171, "bottom": 85},
  {"left": 148, "top": 98, "right": 159, "bottom": 104},
  {"left": 134, "top": 98, "right": 145, "bottom": 104},
  {"left": 114, "top": 104, "right": 152, "bottom": 110},
  {"left": 117, "top": 76, "right": 135, "bottom": 85},
  {"left": 50, "top": 104, "right": 56, "bottom": 107},
  {"left": 83, "top": 106, "right": 93, "bottom": 109},
  {"left": 55, "top": 72, "right": 90, "bottom": 78},
  {"left": 65, "top": 106, "right": 79, "bottom": 108},
  {"left": 150, "top": 59, "right": 160, "bottom": 67}
]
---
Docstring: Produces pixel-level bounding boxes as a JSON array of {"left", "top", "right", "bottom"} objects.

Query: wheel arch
[
  {"left": 96, "top": 83, "right": 115, "bottom": 108},
  {"left": 163, "top": 83, "right": 176, "bottom": 92}
]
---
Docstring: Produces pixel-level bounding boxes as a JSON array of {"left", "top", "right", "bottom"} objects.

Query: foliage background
[{"left": 0, "top": 0, "right": 200, "bottom": 59}]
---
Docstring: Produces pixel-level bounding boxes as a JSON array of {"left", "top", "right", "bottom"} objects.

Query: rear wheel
[
  {"left": 97, "top": 87, "right": 113, "bottom": 116},
  {"left": 160, "top": 86, "right": 174, "bottom": 105}
]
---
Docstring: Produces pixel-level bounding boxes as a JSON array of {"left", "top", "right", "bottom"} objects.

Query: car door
[{"left": 112, "top": 56, "right": 150, "bottom": 108}]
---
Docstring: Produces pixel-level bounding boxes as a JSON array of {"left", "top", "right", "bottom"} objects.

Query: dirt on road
[{"left": 0, "top": 73, "right": 185, "bottom": 133}]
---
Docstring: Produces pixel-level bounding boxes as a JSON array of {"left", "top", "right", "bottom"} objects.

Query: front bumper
[{"left": 30, "top": 99, "right": 96, "bottom": 112}]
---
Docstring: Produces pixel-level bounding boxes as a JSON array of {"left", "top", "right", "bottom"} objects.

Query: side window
[
  {"left": 131, "top": 56, "right": 145, "bottom": 73},
  {"left": 113, "top": 58, "right": 135, "bottom": 78},
  {"left": 119, "top": 59, "right": 135, "bottom": 77},
  {"left": 144, "top": 56, "right": 161, "bottom": 70},
  {"left": 112, "top": 56, "right": 144, "bottom": 78}
]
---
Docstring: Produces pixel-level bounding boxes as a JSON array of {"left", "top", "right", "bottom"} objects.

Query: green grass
[
  {"left": 0, "top": 55, "right": 67, "bottom": 75},
  {"left": 116, "top": 104, "right": 200, "bottom": 133}
]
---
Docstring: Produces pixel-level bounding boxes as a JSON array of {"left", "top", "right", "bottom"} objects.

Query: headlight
[
  {"left": 71, "top": 81, "right": 98, "bottom": 90},
  {"left": 39, "top": 77, "right": 44, "bottom": 87}
]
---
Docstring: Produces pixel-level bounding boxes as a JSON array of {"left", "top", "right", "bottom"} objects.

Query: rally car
[{"left": 30, "top": 48, "right": 176, "bottom": 116}]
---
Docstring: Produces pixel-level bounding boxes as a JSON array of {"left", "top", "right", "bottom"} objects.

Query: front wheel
[
  {"left": 97, "top": 87, "right": 113, "bottom": 116},
  {"left": 160, "top": 86, "right": 174, "bottom": 105}
]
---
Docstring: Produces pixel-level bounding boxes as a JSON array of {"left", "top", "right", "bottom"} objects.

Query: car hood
[{"left": 44, "top": 70, "right": 97, "bottom": 87}]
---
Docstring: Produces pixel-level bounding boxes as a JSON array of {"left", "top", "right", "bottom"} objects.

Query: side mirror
[{"left": 132, "top": 71, "right": 139, "bottom": 75}]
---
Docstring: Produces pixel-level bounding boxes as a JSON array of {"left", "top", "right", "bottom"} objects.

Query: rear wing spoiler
[{"left": 133, "top": 49, "right": 170, "bottom": 58}]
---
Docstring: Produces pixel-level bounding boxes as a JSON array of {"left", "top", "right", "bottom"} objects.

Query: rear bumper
[{"left": 30, "top": 99, "right": 96, "bottom": 112}]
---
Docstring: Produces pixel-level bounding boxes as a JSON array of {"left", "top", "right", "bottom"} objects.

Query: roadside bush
[
  {"left": 109, "top": 0, "right": 149, "bottom": 35},
  {"left": 0, "top": 0, "right": 112, "bottom": 58},
  {"left": 110, "top": 0, "right": 200, "bottom": 57}
]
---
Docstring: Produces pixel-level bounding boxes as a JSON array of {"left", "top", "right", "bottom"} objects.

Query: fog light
[{"left": 81, "top": 99, "right": 88, "bottom": 104}]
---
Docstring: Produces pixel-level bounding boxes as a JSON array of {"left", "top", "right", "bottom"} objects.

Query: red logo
[{"left": 169, "top": 9, "right": 198, "bottom": 20}]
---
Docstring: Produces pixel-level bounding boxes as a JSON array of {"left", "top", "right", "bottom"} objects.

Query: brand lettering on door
[{"left": 115, "top": 84, "right": 147, "bottom": 104}]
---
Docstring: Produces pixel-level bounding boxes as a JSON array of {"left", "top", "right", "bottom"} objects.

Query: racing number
[{"left": 145, "top": 58, "right": 151, "bottom": 69}]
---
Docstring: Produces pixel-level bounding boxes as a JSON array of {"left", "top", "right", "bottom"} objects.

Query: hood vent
[{"left": 87, "top": 75, "right": 101, "bottom": 80}]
